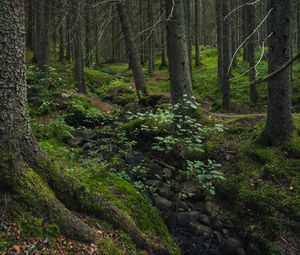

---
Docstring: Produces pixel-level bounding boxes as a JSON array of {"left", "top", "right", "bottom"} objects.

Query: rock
[
  {"left": 154, "top": 196, "right": 172, "bottom": 211},
  {"left": 222, "top": 237, "right": 242, "bottom": 255},
  {"left": 145, "top": 180, "right": 160, "bottom": 186},
  {"left": 222, "top": 228, "right": 230, "bottom": 238},
  {"left": 236, "top": 247, "right": 246, "bottom": 255},
  {"left": 61, "top": 92, "right": 71, "bottom": 99},
  {"left": 246, "top": 243, "right": 264, "bottom": 255},
  {"left": 67, "top": 137, "right": 85, "bottom": 147},
  {"left": 162, "top": 168, "right": 173, "bottom": 180},
  {"left": 180, "top": 235, "right": 208, "bottom": 255},
  {"left": 82, "top": 142, "right": 93, "bottom": 151},
  {"left": 199, "top": 213, "right": 211, "bottom": 226},
  {"left": 178, "top": 201, "right": 189, "bottom": 211},
  {"left": 158, "top": 185, "right": 173, "bottom": 200},
  {"left": 189, "top": 222, "right": 212, "bottom": 237},
  {"left": 212, "top": 219, "right": 223, "bottom": 231},
  {"left": 182, "top": 181, "right": 203, "bottom": 198},
  {"left": 205, "top": 201, "right": 220, "bottom": 216},
  {"left": 194, "top": 202, "right": 206, "bottom": 212},
  {"left": 177, "top": 211, "right": 200, "bottom": 226},
  {"left": 213, "top": 231, "right": 223, "bottom": 243}
]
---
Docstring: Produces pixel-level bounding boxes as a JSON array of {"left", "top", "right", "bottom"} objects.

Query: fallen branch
[{"left": 252, "top": 52, "right": 300, "bottom": 86}]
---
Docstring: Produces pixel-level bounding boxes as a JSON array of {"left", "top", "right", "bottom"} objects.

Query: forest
[{"left": 0, "top": 0, "right": 300, "bottom": 254}]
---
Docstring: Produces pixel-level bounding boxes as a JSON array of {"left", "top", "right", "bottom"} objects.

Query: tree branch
[{"left": 252, "top": 52, "right": 300, "bottom": 86}]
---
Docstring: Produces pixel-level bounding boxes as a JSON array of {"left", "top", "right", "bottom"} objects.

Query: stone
[
  {"left": 246, "top": 243, "right": 264, "bottom": 255},
  {"left": 82, "top": 142, "right": 93, "bottom": 151},
  {"left": 178, "top": 201, "right": 189, "bottom": 211},
  {"left": 61, "top": 92, "right": 71, "bottom": 99},
  {"left": 194, "top": 202, "right": 206, "bottom": 212},
  {"left": 189, "top": 222, "right": 212, "bottom": 237},
  {"left": 67, "top": 137, "right": 85, "bottom": 147},
  {"left": 212, "top": 219, "right": 223, "bottom": 231},
  {"left": 145, "top": 180, "right": 160, "bottom": 186},
  {"left": 162, "top": 168, "right": 173, "bottom": 180},
  {"left": 158, "top": 185, "right": 173, "bottom": 200},
  {"left": 177, "top": 211, "right": 200, "bottom": 226},
  {"left": 236, "top": 247, "right": 246, "bottom": 255},
  {"left": 221, "top": 237, "right": 242, "bottom": 255},
  {"left": 154, "top": 196, "right": 172, "bottom": 211},
  {"left": 213, "top": 231, "right": 223, "bottom": 243},
  {"left": 205, "top": 201, "right": 220, "bottom": 216},
  {"left": 199, "top": 213, "right": 211, "bottom": 226}
]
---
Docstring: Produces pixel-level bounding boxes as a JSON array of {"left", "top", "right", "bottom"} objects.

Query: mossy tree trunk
[{"left": 262, "top": 0, "right": 294, "bottom": 146}]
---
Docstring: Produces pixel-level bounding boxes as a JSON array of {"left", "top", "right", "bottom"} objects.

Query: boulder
[
  {"left": 222, "top": 237, "right": 243, "bottom": 255},
  {"left": 189, "top": 222, "right": 212, "bottom": 237},
  {"left": 177, "top": 211, "right": 200, "bottom": 226},
  {"left": 154, "top": 196, "right": 172, "bottom": 211}
]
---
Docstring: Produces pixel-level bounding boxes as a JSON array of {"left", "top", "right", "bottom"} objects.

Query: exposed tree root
[
  {"left": 0, "top": 152, "right": 170, "bottom": 254},
  {"left": 36, "top": 161, "right": 169, "bottom": 254}
]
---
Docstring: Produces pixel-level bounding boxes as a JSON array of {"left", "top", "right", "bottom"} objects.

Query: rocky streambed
[{"left": 66, "top": 116, "right": 264, "bottom": 255}]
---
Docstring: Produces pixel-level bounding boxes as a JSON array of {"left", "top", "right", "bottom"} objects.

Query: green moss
[
  {"left": 85, "top": 68, "right": 113, "bottom": 94},
  {"left": 284, "top": 132, "right": 300, "bottom": 159},
  {"left": 20, "top": 214, "right": 44, "bottom": 238},
  {"left": 97, "top": 237, "right": 125, "bottom": 255},
  {"left": 64, "top": 96, "right": 108, "bottom": 128}
]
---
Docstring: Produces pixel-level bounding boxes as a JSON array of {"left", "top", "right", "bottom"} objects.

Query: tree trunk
[
  {"left": 71, "top": 0, "right": 85, "bottom": 93},
  {"left": 246, "top": 2, "right": 257, "bottom": 104},
  {"left": 215, "top": 0, "right": 223, "bottom": 89},
  {"left": 165, "top": 0, "right": 194, "bottom": 112},
  {"left": 160, "top": 0, "right": 167, "bottom": 68},
  {"left": 221, "top": 0, "right": 231, "bottom": 110},
  {"left": 195, "top": 0, "right": 201, "bottom": 67},
  {"left": 147, "top": 0, "right": 154, "bottom": 76},
  {"left": 117, "top": 1, "right": 147, "bottom": 99},
  {"left": 58, "top": 0, "right": 65, "bottom": 63},
  {"left": 262, "top": 0, "right": 294, "bottom": 145},
  {"left": 85, "top": 0, "right": 92, "bottom": 67},
  {"left": 36, "top": 0, "right": 50, "bottom": 72}
]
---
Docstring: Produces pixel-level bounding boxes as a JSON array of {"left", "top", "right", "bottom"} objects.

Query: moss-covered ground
[{"left": 1, "top": 48, "right": 300, "bottom": 254}]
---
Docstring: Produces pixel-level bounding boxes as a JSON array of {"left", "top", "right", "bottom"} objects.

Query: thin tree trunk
[
  {"left": 71, "top": 0, "right": 85, "bottom": 93},
  {"left": 221, "top": 0, "right": 231, "bottom": 110},
  {"left": 195, "top": 0, "right": 201, "bottom": 67},
  {"left": 117, "top": 1, "right": 147, "bottom": 99}
]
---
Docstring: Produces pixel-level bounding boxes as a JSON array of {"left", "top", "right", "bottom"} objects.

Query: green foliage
[
  {"left": 184, "top": 160, "right": 224, "bottom": 196},
  {"left": 284, "top": 133, "right": 300, "bottom": 159},
  {"left": 126, "top": 102, "right": 225, "bottom": 197}
]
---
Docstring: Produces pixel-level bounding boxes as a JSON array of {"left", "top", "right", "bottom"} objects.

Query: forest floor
[{"left": 1, "top": 48, "right": 300, "bottom": 255}]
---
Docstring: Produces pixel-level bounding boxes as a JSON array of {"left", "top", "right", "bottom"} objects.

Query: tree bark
[
  {"left": 195, "top": 0, "right": 201, "bottom": 67},
  {"left": 262, "top": 0, "right": 294, "bottom": 145},
  {"left": 117, "top": 1, "right": 147, "bottom": 99},
  {"left": 71, "top": 0, "right": 85, "bottom": 93},
  {"left": 221, "top": 0, "right": 231, "bottom": 110},
  {"left": 165, "top": 0, "right": 194, "bottom": 112}
]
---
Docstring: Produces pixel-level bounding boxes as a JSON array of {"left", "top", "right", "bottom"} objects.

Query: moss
[
  {"left": 283, "top": 132, "right": 300, "bottom": 159},
  {"left": 85, "top": 68, "right": 113, "bottom": 94},
  {"left": 20, "top": 214, "right": 44, "bottom": 238},
  {"left": 64, "top": 96, "right": 108, "bottom": 128},
  {"left": 97, "top": 237, "right": 125, "bottom": 255},
  {"left": 0, "top": 238, "right": 12, "bottom": 253}
]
